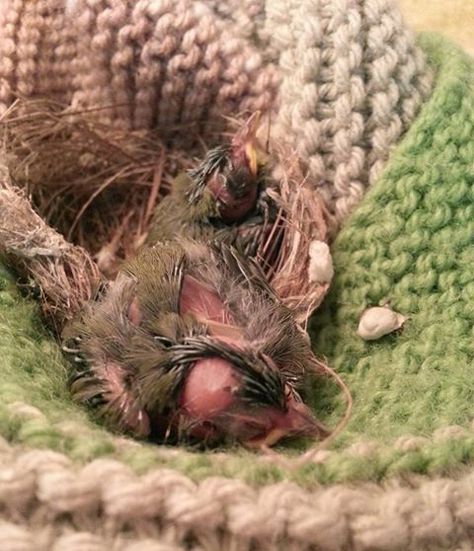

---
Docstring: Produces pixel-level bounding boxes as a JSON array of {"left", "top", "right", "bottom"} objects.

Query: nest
[
  {"left": 0, "top": 97, "right": 351, "bottom": 453},
  {"left": 0, "top": 165, "right": 101, "bottom": 333},
  {"left": 263, "top": 147, "right": 332, "bottom": 324},
  {"left": 0, "top": 97, "right": 332, "bottom": 330},
  {"left": 1, "top": 98, "right": 194, "bottom": 276}
]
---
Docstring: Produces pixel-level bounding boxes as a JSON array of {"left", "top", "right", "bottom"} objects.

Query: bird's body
[
  {"left": 61, "top": 115, "right": 327, "bottom": 447},
  {"left": 146, "top": 113, "right": 278, "bottom": 258},
  {"left": 62, "top": 239, "right": 326, "bottom": 447},
  {"left": 146, "top": 171, "right": 275, "bottom": 254},
  {"left": 146, "top": 171, "right": 221, "bottom": 245}
]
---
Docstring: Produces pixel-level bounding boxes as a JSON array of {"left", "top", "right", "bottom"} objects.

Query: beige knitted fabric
[
  {"left": 0, "top": 0, "right": 279, "bottom": 143},
  {"left": 0, "top": 0, "right": 432, "bottom": 218},
  {"left": 267, "top": 0, "right": 433, "bottom": 221},
  {"left": 0, "top": 0, "right": 76, "bottom": 113},
  {"left": 68, "top": 0, "right": 279, "bottom": 143},
  {"left": 1, "top": 434, "right": 474, "bottom": 551}
]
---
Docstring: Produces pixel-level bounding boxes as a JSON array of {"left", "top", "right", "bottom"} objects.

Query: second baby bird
[{"left": 146, "top": 113, "right": 275, "bottom": 252}]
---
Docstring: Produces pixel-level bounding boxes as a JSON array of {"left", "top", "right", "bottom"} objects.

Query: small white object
[
  {"left": 357, "top": 306, "right": 407, "bottom": 341},
  {"left": 308, "top": 240, "right": 334, "bottom": 284}
]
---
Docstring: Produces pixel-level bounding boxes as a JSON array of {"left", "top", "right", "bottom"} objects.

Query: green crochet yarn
[
  {"left": 310, "top": 33, "right": 474, "bottom": 443},
  {"left": 0, "top": 34, "right": 472, "bottom": 487},
  {"left": 0, "top": 264, "right": 116, "bottom": 458}
]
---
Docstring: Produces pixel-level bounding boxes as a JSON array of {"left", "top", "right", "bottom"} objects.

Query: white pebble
[
  {"left": 308, "top": 240, "right": 334, "bottom": 284},
  {"left": 357, "top": 306, "right": 407, "bottom": 341}
]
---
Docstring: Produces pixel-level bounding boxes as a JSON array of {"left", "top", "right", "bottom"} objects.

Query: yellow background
[{"left": 399, "top": 0, "right": 474, "bottom": 55}]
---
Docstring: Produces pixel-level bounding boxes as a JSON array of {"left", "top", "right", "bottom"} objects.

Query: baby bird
[
  {"left": 146, "top": 113, "right": 274, "bottom": 251},
  {"left": 62, "top": 239, "right": 326, "bottom": 447}
]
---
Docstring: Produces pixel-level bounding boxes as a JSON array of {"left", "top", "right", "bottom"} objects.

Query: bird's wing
[
  {"left": 123, "top": 244, "right": 185, "bottom": 315},
  {"left": 211, "top": 240, "right": 280, "bottom": 301}
]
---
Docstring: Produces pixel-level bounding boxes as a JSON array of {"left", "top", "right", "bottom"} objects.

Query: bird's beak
[
  {"left": 244, "top": 427, "right": 288, "bottom": 448},
  {"left": 243, "top": 111, "right": 261, "bottom": 176},
  {"left": 245, "top": 142, "right": 258, "bottom": 177},
  {"left": 284, "top": 401, "right": 328, "bottom": 438},
  {"left": 245, "top": 401, "right": 328, "bottom": 448}
]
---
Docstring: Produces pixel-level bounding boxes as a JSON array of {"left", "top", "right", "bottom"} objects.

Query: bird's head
[
  {"left": 186, "top": 113, "right": 263, "bottom": 223},
  {"left": 228, "top": 111, "right": 261, "bottom": 179},
  {"left": 154, "top": 336, "right": 326, "bottom": 447}
]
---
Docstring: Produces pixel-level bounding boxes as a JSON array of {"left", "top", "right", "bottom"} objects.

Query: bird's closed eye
[{"left": 153, "top": 335, "right": 174, "bottom": 348}]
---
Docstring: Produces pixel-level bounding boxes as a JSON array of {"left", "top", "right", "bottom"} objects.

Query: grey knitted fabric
[
  {"left": 0, "top": 0, "right": 432, "bottom": 220},
  {"left": 265, "top": 0, "right": 433, "bottom": 221}
]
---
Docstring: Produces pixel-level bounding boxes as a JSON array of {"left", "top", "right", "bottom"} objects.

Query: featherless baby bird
[
  {"left": 62, "top": 239, "right": 327, "bottom": 447},
  {"left": 147, "top": 113, "right": 278, "bottom": 258}
]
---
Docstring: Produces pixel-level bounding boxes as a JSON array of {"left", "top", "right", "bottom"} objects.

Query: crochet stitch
[
  {"left": 1, "top": 440, "right": 474, "bottom": 550},
  {"left": 0, "top": 0, "right": 473, "bottom": 548}
]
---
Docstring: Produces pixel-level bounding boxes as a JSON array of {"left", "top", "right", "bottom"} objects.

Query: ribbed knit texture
[
  {"left": 0, "top": 0, "right": 431, "bottom": 218},
  {"left": 0, "top": 0, "right": 76, "bottom": 112},
  {"left": 0, "top": 0, "right": 279, "bottom": 144},
  {"left": 69, "top": 0, "right": 279, "bottom": 141},
  {"left": 269, "top": 0, "right": 434, "bottom": 222}
]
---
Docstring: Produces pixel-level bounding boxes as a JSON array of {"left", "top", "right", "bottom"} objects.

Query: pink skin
[
  {"left": 179, "top": 274, "right": 232, "bottom": 324},
  {"left": 207, "top": 173, "right": 258, "bottom": 223},
  {"left": 177, "top": 271, "right": 322, "bottom": 445},
  {"left": 127, "top": 297, "right": 143, "bottom": 326},
  {"left": 180, "top": 357, "right": 237, "bottom": 418},
  {"left": 179, "top": 357, "right": 321, "bottom": 445},
  {"left": 101, "top": 361, "right": 150, "bottom": 437},
  {"left": 128, "top": 276, "right": 232, "bottom": 328},
  {"left": 179, "top": 274, "right": 247, "bottom": 342},
  {"left": 123, "top": 268, "right": 322, "bottom": 445}
]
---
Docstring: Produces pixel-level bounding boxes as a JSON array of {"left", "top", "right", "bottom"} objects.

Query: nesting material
[
  {"left": 357, "top": 306, "right": 407, "bottom": 341},
  {"left": 0, "top": 98, "right": 333, "bottom": 326},
  {"left": 0, "top": 164, "right": 102, "bottom": 332},
  {"left": 0, "top": 98, "right": 191, "bottom": 274},
  {"left": 264, "top": 147, "right": 333, "bottom": 324}
]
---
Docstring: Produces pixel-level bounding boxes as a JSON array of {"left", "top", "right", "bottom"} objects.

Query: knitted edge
[
  {"left": 6, "top": 398, "right": 474, "bottom": 488},
  {"left": 1, "top": 437, "right": 474, "bottom": 550}
]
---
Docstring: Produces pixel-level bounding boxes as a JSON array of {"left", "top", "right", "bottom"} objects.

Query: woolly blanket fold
[{"left": 0, "top": 35, "right": 473, "bottom": 550}]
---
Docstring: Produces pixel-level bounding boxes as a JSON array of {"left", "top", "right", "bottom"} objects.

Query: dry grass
[
  {"left": 0, "top": 165, "right": 102, "bottom": 332},
  {"left": 1, "top": 98, "right": 194, "bottom": 277},
  {"left": 399, "top": 0, "right": 474, "bottom": 55},
  {"left": 0, "top": 98, "right": 332, "bottom": 332},
  {"left": 264, "top": 147, "right": 331, "bottom": 325}
]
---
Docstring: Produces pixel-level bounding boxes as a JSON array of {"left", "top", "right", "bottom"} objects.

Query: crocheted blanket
[{"left": 0, "top": 34, "right": 472, "bottom": 550}]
